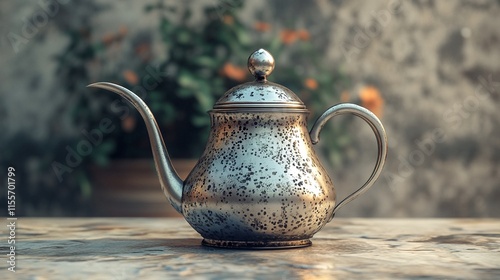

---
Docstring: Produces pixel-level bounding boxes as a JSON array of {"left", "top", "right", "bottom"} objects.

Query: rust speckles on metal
[{"left": 182, "top": 113, "right": 335, "bottom": 247}]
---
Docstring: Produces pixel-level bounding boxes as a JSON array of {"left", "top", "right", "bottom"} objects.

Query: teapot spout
[{"left": 87, "top": 82, "right": 184, "bottom": 214}]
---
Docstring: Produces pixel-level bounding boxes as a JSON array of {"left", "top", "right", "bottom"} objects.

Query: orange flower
[
  {"left": 254, "top": 21, "right": 271, "bottom": 32},
  {"left": 280, "top": 29, "right": 298, "bottom": 45},
  {"left": 121, "top": 116, "right": 136, "bottom": 132},
  {"left": 340, "top": 91, "right": 350, "bottom": 102},
  {"left": 359, "top": 86, "right": 384, "bottom": 117},
  {"left": 223, "top": 15, "right": 234, "bottom": 25},
  {"left": 297, "top": 29, "right": 310, "bottom": 41},
  {"left": 221, "top": 63, "right": 247, "bottom": 81},
  {"left": 122, "top": 70, "right": 139, "bottom": 85},
  {"left": 101, "top": 33, "right": 115, "bottom": 46},
  {"left": 101, "top": 27, "right": 128, "bottom": 46},
  {"left": 135, "top": 42, "right": 152, "bottom": 61},
  {"left": 135, "top": 43, "right": 150, "bottom": 54},
  {"left": 304, "top": 78, "right": 318, "bottom": 90},
  {"left": 280, "top": 28, "right": 310, "bottom": 44}
]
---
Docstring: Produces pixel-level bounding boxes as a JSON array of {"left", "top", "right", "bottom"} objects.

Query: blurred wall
[
  {"left": 1, "top": 0, "right": 499, "bottom": 217},
  {"left": 319, "top": 0, "right": 500, "bottom": 217}
]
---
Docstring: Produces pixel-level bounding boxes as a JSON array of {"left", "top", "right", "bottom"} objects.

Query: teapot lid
[{"left": 212, "top": 49, "right": 308, "bottom": 112}]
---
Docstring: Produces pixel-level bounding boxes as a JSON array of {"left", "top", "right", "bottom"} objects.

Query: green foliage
[
  {"left": 54, "top": 1, "right": 352, "bottom": 206},
  {"left": 1, "top": 1, "right": 354, "bottom": 216}
]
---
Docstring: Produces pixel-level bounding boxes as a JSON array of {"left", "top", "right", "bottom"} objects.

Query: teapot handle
[{"left": 310, "top": 103, "right": 388, "bottom": 215}]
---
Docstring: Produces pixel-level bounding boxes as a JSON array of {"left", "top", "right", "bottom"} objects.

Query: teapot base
[{"left": 201, "top": 238, "right": 312, "bottom": 249}]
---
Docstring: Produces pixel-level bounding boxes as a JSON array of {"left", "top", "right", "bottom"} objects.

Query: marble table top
[{"left": 2, "top": 218, "right": 499, "bottom": 279}]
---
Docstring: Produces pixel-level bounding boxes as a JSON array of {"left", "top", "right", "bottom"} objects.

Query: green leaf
[
  {"left": 329, "top": 151, "right": 343, "bottom": 168},
  {"left": 78, "top": 172, "right": 92, "bottom": 199},
  {"left": 194, "top": 88, "right": 214, "bottom": 112},
  {"left": 176, "top": 29, "right": 191, "bottom": 44},
  {"left": 178, "top": 71, "right": 200, "bottom": 92},
  {"left": 234, "top": 25, "right": 251, "bottom": 45},
  {"left": 160, "top": 103, "right": 176, "bottom": 122},
  {"left": 160, "top": 17, "right": 172, "bottom": 37},
  {"left": 92, "top": 153, "right": 109, "bottom": 167},
  {"left": 191, "top": 114, "right": 210, "bottom": 127},
  {"left": 144, "top": 4, "right": 156, "bottom": 12},
  {"left": 99, "top": 140, "right": 116, "bottom": 154},
  {"left": 177, "top": 88, "right": 194, "bottom": 98},
  {"left": 90, "top": 140, "right": 115, "bottom": 166},
  {"left": 336, "top": 134, "right": 350, "bottom": 146},
  {"left": 193, "top": 56, "right": 218, "bottom": 68},
  {"left": 182, "top": 8, "right": 192, "bottom": 21}
]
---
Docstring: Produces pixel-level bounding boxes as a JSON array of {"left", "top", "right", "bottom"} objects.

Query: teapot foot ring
[{"left": 201, "top": 239, "right": 312, "bottom": 249}]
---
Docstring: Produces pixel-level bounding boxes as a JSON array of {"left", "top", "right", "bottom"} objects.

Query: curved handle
[{"left": 310, "top": 103, "right": 388, "bottom": 215}]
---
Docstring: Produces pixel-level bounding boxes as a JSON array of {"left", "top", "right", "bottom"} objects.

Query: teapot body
[{"left": 183, "top": 111, "right": 336, "bottom": 248}]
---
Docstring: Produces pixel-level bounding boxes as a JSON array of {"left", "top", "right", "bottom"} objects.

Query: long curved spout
[{"left": 87, "top": 82, "right": 183, "bottom": 214}]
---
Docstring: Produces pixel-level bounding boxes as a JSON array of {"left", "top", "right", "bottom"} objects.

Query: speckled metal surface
[
  {"left": 183, "top": 112, "right": 335, "bottom": 247},
  {"left": 213, "top": 49, "right": 306, "bottom": 111},
  {"left": 179, "top": 50, "right": 387, "bottom": 248},
  {"left": 88, "top": 49, "right": 387, "bottom": 249},
  {"left": 212, "top": 81, "right": 307, "bottom": 111},
  {"left": 201, "top": 238, "right": 312, "bottom": 249}
]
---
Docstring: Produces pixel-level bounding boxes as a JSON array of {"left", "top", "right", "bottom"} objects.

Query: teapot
[{"left": 88, "top": 49, "right": 388, "bottom": 249}]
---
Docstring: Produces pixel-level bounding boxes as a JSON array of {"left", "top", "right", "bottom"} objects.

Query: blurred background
[{"left": 0, "top": 0, "right": 499, "bottom": 217}]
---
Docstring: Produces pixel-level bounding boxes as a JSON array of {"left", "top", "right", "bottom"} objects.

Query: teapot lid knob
[
  {"left": 247, "top": 48, "right": 275, "bottom": 81},
  {"left": 214, "top": 48, "right": 306, "bottom": 111}
]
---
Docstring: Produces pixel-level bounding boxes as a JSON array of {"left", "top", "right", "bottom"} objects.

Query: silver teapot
[{"left": 88, "top": 49, "right": 388, "bottom": 249}]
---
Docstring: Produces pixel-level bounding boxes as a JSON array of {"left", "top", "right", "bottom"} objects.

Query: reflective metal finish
[
  {"left": 213, "top": 49, "right": 306, "bottom": 111},
  {"left": 212, "top": 81, "right": 307, "bottom": 111},
  {"left": 88, "top": 48, "right": 388, "bottom": 249},
  {"left": 247, "top": 48, "right": 275, "bottom": 81},
  {"left": 184, "top": 111, "right": 334, "bottom": 248},
  {"left": 87, "top": 82, "right": 184, "bottom": 214},
  {"left": 310, "top": 103, "right": 388, "bottom": 216}
]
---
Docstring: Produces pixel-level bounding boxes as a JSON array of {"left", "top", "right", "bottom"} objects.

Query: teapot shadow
[
  {"left": 18, "top": 238, "right": 209, "bottom": 259},
  {"left": 17, "top": 236, "right": 379, "bottom": 279},
  {"left": 19, "top": 237, "right": 376, "bottom": 259}
]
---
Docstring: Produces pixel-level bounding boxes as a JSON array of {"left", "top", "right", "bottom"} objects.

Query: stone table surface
[{"left": 2, "top": 218, "right": 499, "bottom": 279}]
